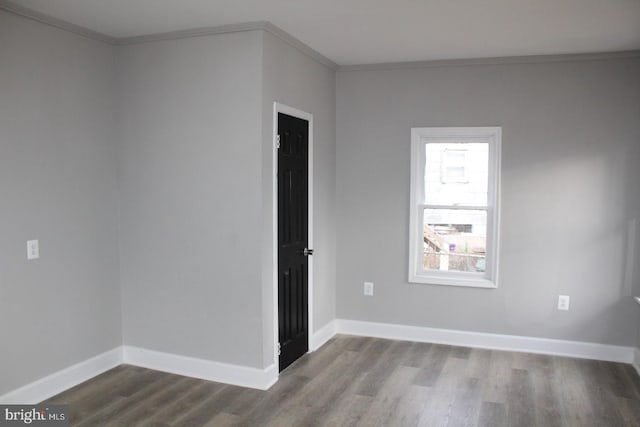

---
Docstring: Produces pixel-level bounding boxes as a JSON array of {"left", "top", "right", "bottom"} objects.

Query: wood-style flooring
[{"left": 44, "top": 335, "right": 640, "bottom": 426}]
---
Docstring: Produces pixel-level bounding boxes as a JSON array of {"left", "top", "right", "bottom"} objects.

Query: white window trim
[{"left": 409, "top": 127, "right": 501, "bottom": 289}]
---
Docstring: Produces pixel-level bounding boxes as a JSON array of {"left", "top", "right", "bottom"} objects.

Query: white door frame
[{"left": 272, "top": 102, "right": 314, "bottom": 373}]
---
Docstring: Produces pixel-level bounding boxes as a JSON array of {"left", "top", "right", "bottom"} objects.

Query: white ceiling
[{"left": 11, "top": 0, "right": 640, "bottom": 65}]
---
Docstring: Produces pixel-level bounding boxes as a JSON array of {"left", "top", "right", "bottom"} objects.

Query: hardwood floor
[{"left": 43, "top": 335, "right": 640, "bottom": 426}]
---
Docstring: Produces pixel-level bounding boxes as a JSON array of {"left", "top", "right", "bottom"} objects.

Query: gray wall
[
  {"left": 117, "top": 31, "right": 266, "bottom": 368},
  {"left": 637, "top": 260, "right": 640, "bottom": 351},
  {"left": 260, "top": 32, "right": 337, "bottom": 366},
  {"left": 0, "top": 11, "right": 121, "bottom": 395},
  {"left": 3, "top": 4, "right": 639, "bottom": 398},
  {"left": 336, "top": 57, "right": 640, "bottom": 346},
  {"left": 636, "top": 226, "right": 640, "bottom": 350}
]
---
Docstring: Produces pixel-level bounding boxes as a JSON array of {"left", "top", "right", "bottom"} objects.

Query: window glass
[
  {"left": 423, "top": 209, "right": 487, "bottom": 273},
  {"left": 424, "top": 142, "right": 488, "bottom": 206}
]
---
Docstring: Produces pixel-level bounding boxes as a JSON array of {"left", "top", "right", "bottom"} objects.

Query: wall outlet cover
[
  {"left": 27, "top": 240, "right": 39, "bottom": 260},
  {"left": 558, "top": 295, "right": 570, "bottom": 311}
]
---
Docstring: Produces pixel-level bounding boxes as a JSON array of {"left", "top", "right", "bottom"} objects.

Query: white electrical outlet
[
  {"left": 364, "top": 282, "right": 374, "bottom": 296},
  {"left": 27, "top": 240, "right": 39, "bottom": 260},
  {"left": 558, "top": 295, "right": 570, "bottom": 311}
]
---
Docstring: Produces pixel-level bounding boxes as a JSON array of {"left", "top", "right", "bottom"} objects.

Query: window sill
[{"left": 409, "top": 273, "right": 497, "bottom": 289}]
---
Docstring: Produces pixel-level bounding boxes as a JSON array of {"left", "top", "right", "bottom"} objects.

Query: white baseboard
[
  {"left": 122, "top": 346, "right": 277, "bottom": 390},
  {"left": 310, "top": 320, "right": 336, "bottom": 351},
  {"left": 3, "top": 325, "right": 633, "bottom": 404},
  {"left": 1, "top": 345, "right": 279, "bottom": 403},
  {"left": 335, "top": 319, "right": 635, "bottom": 364},
  {"left": 0, "top": 347, "right": 123, "bottom": 404}
]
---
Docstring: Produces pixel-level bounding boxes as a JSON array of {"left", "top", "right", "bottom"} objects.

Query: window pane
[
  {"left": 424, "top": 142, "right": 488, "bottom": 206},
  {"left": 422, "top": 208, "right": 486, "bottom": 273}
]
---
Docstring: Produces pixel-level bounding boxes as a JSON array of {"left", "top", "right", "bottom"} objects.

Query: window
[
  {"left": 441, "top": 149, "right": 468, "bottom": 183},
  {"left": 409, "top": 127, "right": 501, "bottom": 288}
]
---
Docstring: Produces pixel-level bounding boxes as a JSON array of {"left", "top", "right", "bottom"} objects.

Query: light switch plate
[
  {"left": 27, "top": 240, "right": 39, "bottom": 260},
  {"left": 364, "top": 282, "right": 374, "bottom": 296}
]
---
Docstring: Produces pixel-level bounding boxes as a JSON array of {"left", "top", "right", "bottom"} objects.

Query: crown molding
[
  {"left": 338, "top": 50, "right": 640, "bottom": 72},
  {"left": 116, "top": 21, "right": 267, "bottom": 46},
  {"left": 0, "top": 1, "right": 337, "bottom": 71},
  {"left": 2, "top": 0, "right": 635, "bottom": 73},
  {"left": 0, "top": 0, "right": 116, "bottom": 45},
  {"left": 117, "top": 21, "right": 337, "bottom": 70},
  {"left": 262, "top": 22, "right": 337, "bottom": 71}
]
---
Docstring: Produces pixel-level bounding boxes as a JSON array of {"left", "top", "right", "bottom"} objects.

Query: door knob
[{"left": 303, "top": 248, "right": 314, "bottom": 256}]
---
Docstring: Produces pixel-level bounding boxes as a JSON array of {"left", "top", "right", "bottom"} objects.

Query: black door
[{"left": 278, "top": 112, "right": 309, "bottom": 372}]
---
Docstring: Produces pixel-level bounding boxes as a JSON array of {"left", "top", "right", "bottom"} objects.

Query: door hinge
[
  {"left": 277, "top": 342, "right": 281, "bottom": 356},
  {"left": 276, "top": 134, "right": 281, "bottom": 149}
]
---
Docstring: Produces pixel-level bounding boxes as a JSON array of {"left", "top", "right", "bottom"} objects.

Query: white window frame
[{"left": 409, "top": 127, "right": 501, "bottom": 288}]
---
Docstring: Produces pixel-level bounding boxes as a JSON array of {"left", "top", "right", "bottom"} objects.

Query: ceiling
[{"left": 10, "top": 0, "right": 640, "bottom": 65}]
